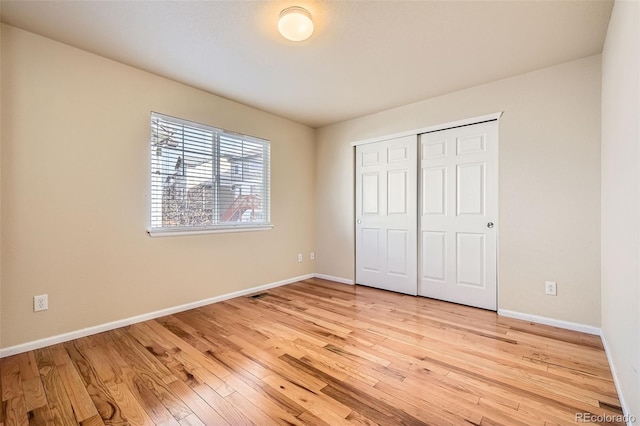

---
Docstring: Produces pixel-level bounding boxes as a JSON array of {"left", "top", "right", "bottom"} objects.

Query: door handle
[
  {"left": 487, "top": 222, "right": 494, "bottom": 229},
  {"left": 357, "top": 219, "right": 362, "bottom": 224}
]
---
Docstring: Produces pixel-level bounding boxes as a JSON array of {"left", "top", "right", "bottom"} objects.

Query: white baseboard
[
  {"left": 600, "top": 331, "right": 633, "bottom": 426},
  {"left": 0, "top": 273, "right": 314, "bottom": 358},
  {"left": 313, "top": 273, "right": 354, "bottom": 285},
  {"left": 497, "top": 309, "right": 601, "bottom": 335}
]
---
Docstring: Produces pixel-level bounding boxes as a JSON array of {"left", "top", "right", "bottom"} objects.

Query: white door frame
[{"left": 351, "top": 113, "right": 502, "bottom": 147}]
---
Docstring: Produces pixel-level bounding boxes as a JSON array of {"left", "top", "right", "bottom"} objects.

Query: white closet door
[
  {"left": 355, "top": 135, "right": 418, "bottom": 295},
  {"left": 419, "top": 121, "right": 498, "bottom": 310}
]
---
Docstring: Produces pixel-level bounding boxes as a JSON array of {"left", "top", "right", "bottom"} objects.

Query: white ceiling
[{"left": 0, "top": 0, "right": 613, "bottom": 128}]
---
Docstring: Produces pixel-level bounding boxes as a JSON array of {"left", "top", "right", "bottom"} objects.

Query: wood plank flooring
[{"left": 0, "top": 278, "right": 623, "bottom": 425}]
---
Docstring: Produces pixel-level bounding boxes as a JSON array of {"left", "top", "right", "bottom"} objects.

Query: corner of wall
[
  {"left": 600, "top": 0, "right": 640, "bottom": 421},
  {"left": 0, "top": 21, "right": 4, "bottom": 349}
]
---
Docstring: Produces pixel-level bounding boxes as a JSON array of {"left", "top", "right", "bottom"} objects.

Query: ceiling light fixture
[{"left": 278, "top": 6, "right": 314, "bottom": 42}]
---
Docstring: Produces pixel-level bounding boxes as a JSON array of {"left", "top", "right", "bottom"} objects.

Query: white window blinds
[{"left": 150, "top": 112, "right": 270, "bottom": 234}]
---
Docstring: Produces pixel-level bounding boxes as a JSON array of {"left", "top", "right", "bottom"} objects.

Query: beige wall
[
  {"left": 601, "top": 0, "right": 640, "bottom": 419},
  {"left": 316, "top": 55, "right": 602, "bottom": 326},
  {"left": 0, "top": 25, "right": 316, "bottom": 348}
]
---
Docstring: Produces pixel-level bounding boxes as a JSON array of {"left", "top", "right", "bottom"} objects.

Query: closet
[{"left": 355, "top": 119, "right": 498, "bottom": 310}]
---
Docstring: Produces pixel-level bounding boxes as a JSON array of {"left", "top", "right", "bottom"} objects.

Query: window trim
[
  {"left": 147, "top": 224, "right": 274, "bottom": 238},
  {"left": 148, "top": 112, "right": 272, "bottom": 236}
]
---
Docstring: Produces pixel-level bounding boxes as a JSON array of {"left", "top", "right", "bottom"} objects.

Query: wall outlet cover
[
  {"left": 545, "top": 281, "right": 557, "bottom": 296},
  {"left": 34, "top": 294, "right": 48, "bottom": 312}
]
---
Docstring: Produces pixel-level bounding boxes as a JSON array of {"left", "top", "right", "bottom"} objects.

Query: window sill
[{"left": 148, "top": 225, "right": 274, "bottom": 238}]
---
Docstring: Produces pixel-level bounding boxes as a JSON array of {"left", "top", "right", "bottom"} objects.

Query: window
[{"left": 149, "top": 112, "right": 270, "bottom": 236}]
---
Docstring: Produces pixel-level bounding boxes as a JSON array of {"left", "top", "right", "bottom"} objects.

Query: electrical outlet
[
  {"left": 545, "top": 281, "right": 557, "bottom": 296},
  {"left": 310, "top": 252, "right": 315, "bottom": 261},
  {"left": 34, "top": 294, "right": 48, "bottom": 312},
  {"left": 297, "top": 253, "right": 303, "bottom": 263}
]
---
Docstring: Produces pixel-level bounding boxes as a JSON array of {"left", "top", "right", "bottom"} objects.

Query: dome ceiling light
[{"left": 278, "top": 6, "right": 314, "bottom": 42}]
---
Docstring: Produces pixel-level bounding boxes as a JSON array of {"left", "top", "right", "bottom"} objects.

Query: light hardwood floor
[{"left": 0, "top": 278, "right": 623, "bottom": 425}]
